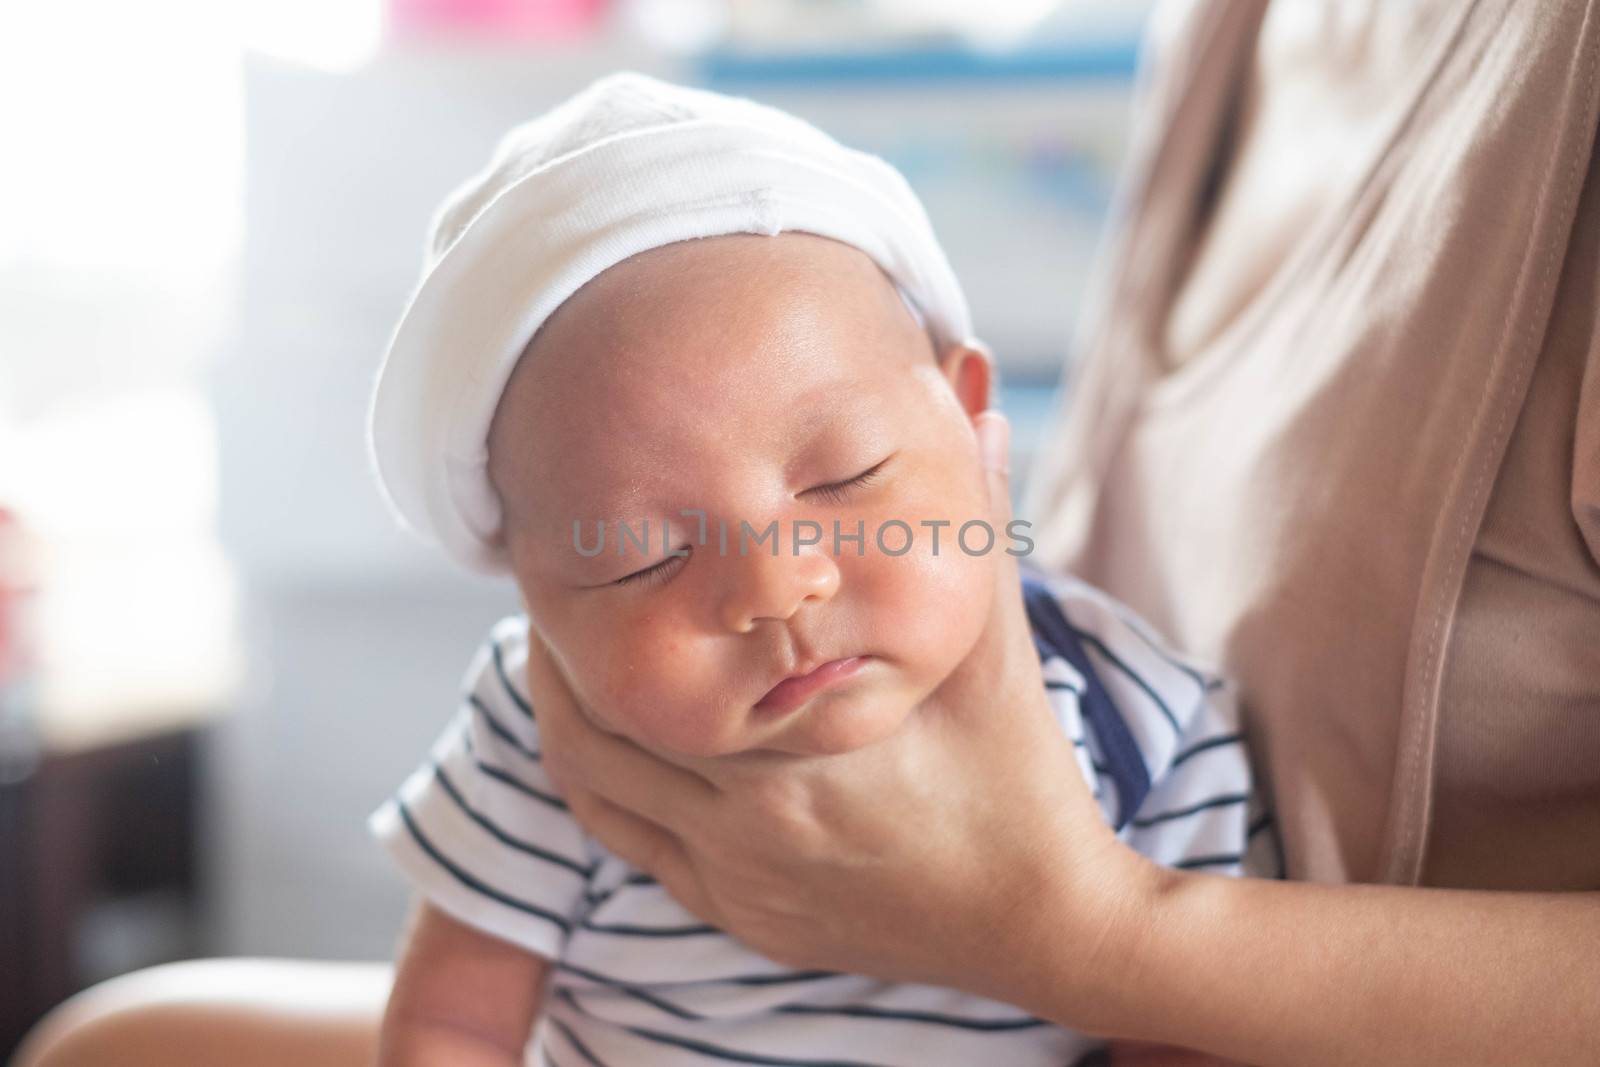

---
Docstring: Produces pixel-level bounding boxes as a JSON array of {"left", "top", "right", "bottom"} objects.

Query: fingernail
[{"left": 978, "top": 411, "right": 1011, "bottom": 474}]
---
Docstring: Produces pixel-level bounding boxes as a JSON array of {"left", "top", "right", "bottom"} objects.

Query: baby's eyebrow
[
  {"left": 562, "top": 512, "right": 691, "bottom": 563},
  {"left": 546, "top": 379, "right": 894, "bottom": 558},
  {"left": 782, "top": 391, "right": 892, "bottom": 467}
]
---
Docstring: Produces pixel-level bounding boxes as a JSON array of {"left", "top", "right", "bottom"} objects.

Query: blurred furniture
[{"left": 0, "top": 722, "right": 208, "bottom": 1060}]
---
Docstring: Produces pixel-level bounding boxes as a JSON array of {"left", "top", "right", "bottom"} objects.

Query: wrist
[
  {"left": 1066, "top": 843, "right": 1175, "bottom": 1038},
  {"left": 982, "top": 834, "right": 1173, "bottom": 1037},
  {"left": 1075, "top": 856, "right": 1242, "bottom": 1046}
]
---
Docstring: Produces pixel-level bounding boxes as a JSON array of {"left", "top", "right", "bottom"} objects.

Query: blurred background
[{"left": 0, "top": 0, "right": 1152, "bottom": 1053}]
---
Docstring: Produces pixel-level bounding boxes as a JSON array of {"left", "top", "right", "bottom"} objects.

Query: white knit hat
[{"left": 368, "top": 71, "right": 975, "bottom": 574}]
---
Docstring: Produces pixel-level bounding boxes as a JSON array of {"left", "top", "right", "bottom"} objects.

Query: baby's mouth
[{"left": 754, "top": 656, "right": 869, "bottom": 716}]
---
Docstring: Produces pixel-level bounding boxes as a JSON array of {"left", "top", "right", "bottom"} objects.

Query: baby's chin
[
  {"left": 605, "top": 644, "right": 975, "bottom": 759},
  {"left": 618, "top": 667, "right": 919, "bottom": 759},
  {"left": 742, "top": 666, "right": 925, "bottom": 757}
]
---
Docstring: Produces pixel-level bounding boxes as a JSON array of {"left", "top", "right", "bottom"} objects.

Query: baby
[{"left": 367, "top": 73, "right": 1272, "bottom": 1066}]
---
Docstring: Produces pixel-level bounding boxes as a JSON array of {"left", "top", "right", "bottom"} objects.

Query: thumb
[
  {"left": 973, "top": 409, "right": 1013, "bottom": 524},
  {"left": 971, "top": 407, "right": 1033, "bottom": 635},
  {"left": 972, "top": 408, "right": 1042, "bottom": 670}
]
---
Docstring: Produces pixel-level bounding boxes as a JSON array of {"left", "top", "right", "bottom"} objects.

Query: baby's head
[
  {"left": 486, "top": 232, "right": 996, "bottom": 758},
  {"left": 371, "top": 73, "right": 1003, "bottom": 759}
]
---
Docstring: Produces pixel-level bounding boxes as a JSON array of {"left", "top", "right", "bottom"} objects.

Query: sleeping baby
[{"left": 366, "top": 72, "right": 1273, "bottom": 1066}]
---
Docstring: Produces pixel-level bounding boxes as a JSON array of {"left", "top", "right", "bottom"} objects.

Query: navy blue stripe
[
  {"left": 394, "top": 801, "right": 572, "bottom": 933},
  {"left": 491, "top": 635, "right": 535, "bottom": 719},
  {"left": 555, "top": 959, "right": 838, "bottom": 989},
  {"left": 1248, "top": 811, "right": 1274, "bottom": 838},
  {"left": 579, "top": 919, "right": 722, "bottom": 937},
  {"left": 469, "top": 692, "right": 541, "bottom": 761},
  {"left": 549, "top": 1017, "right": 611, "bottom": 1067},
  {"left": 1023, "top": 572, "right": 1151, "bottom": 830},
  {"left": 573, "top": 985, "right": 1046, "bottom": 1033},
  {"left": 460, "top": 729, "right": 568, "bottom": 811},
  {"left": 584, "top": 872, "right": 658, "bottom": 902},
  {"left": 1174, "top": 852, "right": 1243, "bottom": 871},
  {"left": 583, "top": 875, "right": 657, "bottom": 911},
  {"left": 553, "top": 960, "right": 678, "bottom": 998},
  {"left": 615, "top": 983, "right": 707, "bottom": 1022},
  {"left": 1094, "top": 603, "right": 1210, "bottom": 695},
  {"left": 559, "top": 961, "right": 816, "bottom": 1019},
  {"left": 559, "top": 960, "right": 746, "bottom": 1021},
  {"left": 1066, "top": 625, "right": 1184, "bottom": 737},
  {"left": 569, "top": 970, "right": 1043, "bottom": 1033},
  {"left": 1129, "top": 792, "right": 1249, "bottom": 829},
  {"left": 775, "top": 1003, "right": 1046, "bottom": 1032},
  {"left": 430, "top": 762, "right": 592, "bottom": 877},
  {"left": 1171, "top": 733, "right": 1243, "bottom": 769},
  {"left": 557, "top": 988, "right": 881, "bottom": 1067},
  {"left": 725, "top": 970, "right": 842, "bottom": 987}
]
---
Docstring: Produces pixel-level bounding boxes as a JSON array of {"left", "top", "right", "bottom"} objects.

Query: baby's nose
[{"left": 717, "top": 527, "right": 841, "bottom": 633}]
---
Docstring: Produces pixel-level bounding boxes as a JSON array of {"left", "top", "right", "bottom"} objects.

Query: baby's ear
[{"left": 937, "top": 339, "right": 994, "bottom": 420}]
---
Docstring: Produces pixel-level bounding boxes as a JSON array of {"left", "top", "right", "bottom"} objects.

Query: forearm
[
  {"left": 380, "top": 901, "right": 546, "bottom": 1067},
  {"left": 1050, "top": 853, "right": 1600, "bottom": 1066}
]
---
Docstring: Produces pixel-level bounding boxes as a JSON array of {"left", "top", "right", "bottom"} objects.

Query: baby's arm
[{"left": 379, "top": 899, "right": 548, "bottom": 1066}]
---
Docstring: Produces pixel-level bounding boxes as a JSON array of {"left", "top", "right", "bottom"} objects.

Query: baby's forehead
[
  {"left": 528, "top": 318, "right": 908, "bottom": 468},
  {"left": 487, "top": 239, "right": 933, "bottom": 537},
  {"left": 495, "top": 234, "right": 928, "bottom": 440}
]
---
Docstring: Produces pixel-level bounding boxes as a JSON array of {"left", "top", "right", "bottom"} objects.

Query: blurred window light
[
  {"left": 0, "top": 0, "right": 243, "bottom": 277},
  {"left": 0, "top": 391, "right": 218, "bottom": 542},
  {"left": 5, "top": 392, "right": 241, "bottom": 737},
  {"left": 0, "top": 0, "right": 245, "bottom": 728}
]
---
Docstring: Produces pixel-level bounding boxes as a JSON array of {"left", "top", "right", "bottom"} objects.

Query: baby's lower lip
[{"left": 755, "top": 657, "right": 867, "bottom": 715}]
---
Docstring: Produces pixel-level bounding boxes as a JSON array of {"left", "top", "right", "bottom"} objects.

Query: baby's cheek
[
  {"left": 857, "top": 539, "right": 993, "bottom": 676},
  {"left": 586, "top": 627, "right": 737, "bottom": 757},
  {"left": 585, "top": 625, "right": 674, "bottom": 715}
]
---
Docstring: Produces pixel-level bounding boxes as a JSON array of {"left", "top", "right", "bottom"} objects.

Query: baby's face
[{"left": 488, "top": 233, "right": 996, "bottom": 759}]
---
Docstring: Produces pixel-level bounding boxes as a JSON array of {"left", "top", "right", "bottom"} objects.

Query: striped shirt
[{"left": 370, "top": 569, "right": 1279, "bottom": 1066}]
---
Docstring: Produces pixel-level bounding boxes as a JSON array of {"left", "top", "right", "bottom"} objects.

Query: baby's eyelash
[
  {"left": 610, "top": 459, "right": 891, "bottom": 587},
  {"left": 614, "top": 550, "right": 688, "bottom": 588},
  {"left": 803, "top": 457, "right": 890, "bottom": 505}
]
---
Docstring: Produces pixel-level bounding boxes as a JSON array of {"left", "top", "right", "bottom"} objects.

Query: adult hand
[{"left": 530, "top": 412, "right": 1148, "bottom": 1014}]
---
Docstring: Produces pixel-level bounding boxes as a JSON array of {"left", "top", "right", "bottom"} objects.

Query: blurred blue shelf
[{"left": 699, "top": 41, "right": 1141, "bottom": 89}]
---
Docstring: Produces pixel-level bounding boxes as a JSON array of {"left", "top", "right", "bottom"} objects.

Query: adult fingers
[
  {"left": 974, "top": 408, "right": 1028, "bottom": 590},
  {"left": 958, "top": 408, "right": 1060, "bottom": 740},
  {"left": 560, "top": 783, "right": 719, "bottom": 926},
  {"left": 975, "top": 407, "right": 1011, "bottom": 482},
  {"left": 973, "top": 409, "right": 1037, "bottom": 638},
  {"left": 522, "top": 626, "right": 718, "bottom": 827}
]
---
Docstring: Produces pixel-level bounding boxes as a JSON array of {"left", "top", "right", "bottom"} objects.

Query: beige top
[{"left": 1024, "top": 0, "right": 1600, "bottom": 888}]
